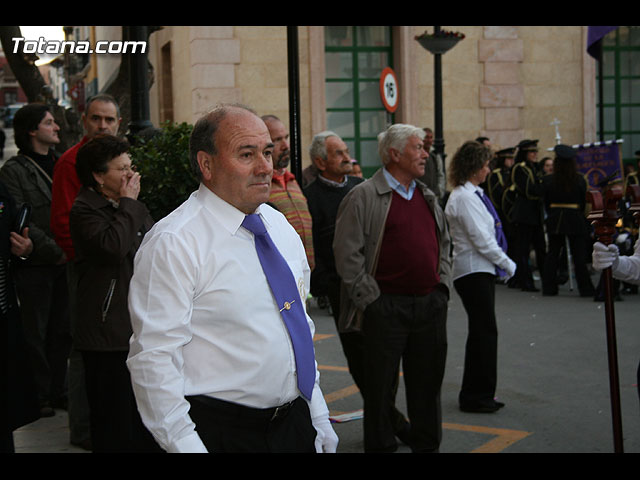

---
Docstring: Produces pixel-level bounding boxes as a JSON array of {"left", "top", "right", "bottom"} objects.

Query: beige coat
[{"left": 333, "top": 168, "right": 452, "bottom": 333}]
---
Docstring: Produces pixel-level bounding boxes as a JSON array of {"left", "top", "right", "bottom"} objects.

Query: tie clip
[{"left": 280, "top": 300, "right": 295, "bottom": 312}]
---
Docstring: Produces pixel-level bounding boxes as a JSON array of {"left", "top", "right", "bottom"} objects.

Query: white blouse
[{"left": 444, "top": 181, "right": 516, "bottom": 281}]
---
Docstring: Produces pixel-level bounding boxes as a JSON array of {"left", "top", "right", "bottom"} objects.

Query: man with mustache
[
  {"left": 333, "top": 123, "right": 451, "bottom": 453},
  {"left": 262, "top": 114, "right": 314, "bottom": 271}
]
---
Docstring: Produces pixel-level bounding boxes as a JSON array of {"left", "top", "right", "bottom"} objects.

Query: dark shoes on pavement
[{"left": 460, "top": 400, "right": 505, "bottom": 414}]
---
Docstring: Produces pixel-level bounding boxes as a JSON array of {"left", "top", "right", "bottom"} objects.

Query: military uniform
[
  {"left": 541, "top": 145, "right": 595, "bottom": 297},
  {"left": 509, "top": 140, "right": 546, "bottom": 291},
  {"left": 487, "top": 147, "right": 516, "bottom": 274}
]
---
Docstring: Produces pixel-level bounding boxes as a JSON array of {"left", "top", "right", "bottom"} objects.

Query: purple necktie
[
  {"left": 475, "top": 190, "right": 508, "bottom": 277},
  {"left": 242, "top": 213, "right": 315, "bottom": 401}
]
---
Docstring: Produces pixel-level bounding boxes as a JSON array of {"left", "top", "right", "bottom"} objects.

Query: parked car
[{"left": 3, "top": 103, "right": 26, "bottom": 128}]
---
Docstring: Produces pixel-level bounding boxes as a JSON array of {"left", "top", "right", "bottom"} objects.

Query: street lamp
[
  {"left": 126, "top": 26, "right": 153, "bottom": 137},
  {"left": 415, "top": 27, "right": 465, "bottom": 168}
]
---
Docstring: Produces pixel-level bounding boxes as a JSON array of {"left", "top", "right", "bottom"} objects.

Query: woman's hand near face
[{"left": 120, "top": 171, "right": 141, "bottom": 200}]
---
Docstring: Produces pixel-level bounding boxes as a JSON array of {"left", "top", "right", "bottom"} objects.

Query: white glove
[
  {"left": 504, "top": 259, "right": 517, "bottom": 280},
  {"left": 592, "top": 241, "right": 619, "bottom": 271},
  {"left": 312, "top": 416, "right": 339, "bottom": 453}
]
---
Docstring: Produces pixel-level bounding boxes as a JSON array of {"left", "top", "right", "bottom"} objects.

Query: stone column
[
  {"left": 478, "top": 26, "right": 524, "bottom": 149},
  {"left": 189, "top": 26, "right": 242, "bottom": 121}
]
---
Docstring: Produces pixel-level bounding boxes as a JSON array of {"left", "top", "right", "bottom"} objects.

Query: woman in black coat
[
  {"left": 541, "top": 145, "right": 595, "bottom": 297},
  {"left": 69, "top": 134, "right": 159, "bottom": 453}
]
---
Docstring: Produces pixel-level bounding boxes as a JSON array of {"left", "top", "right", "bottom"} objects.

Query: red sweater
[
  {"left": 375, "top": 190, "right": 440, "bottom": 295},
  {"left": 50, "top": 136, "right": 88, "bottom": 261}
]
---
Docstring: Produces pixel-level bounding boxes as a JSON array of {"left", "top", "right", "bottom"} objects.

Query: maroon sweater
[{"left": 375, "top": 190, "right": 440, "bottom": 295}]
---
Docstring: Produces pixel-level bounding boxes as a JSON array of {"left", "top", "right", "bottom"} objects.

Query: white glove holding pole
[{"left": 592, "top": 241, "right": 619, "bottom": 271}]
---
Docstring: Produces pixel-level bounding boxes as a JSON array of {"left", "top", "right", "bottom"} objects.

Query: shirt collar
[
  {"left": 317, "top": 173, "right": 348, "bottom": 188},
  {"left": 382, "top": 167, "right": 416, "bottom": 200},
  {"left": 463, "top": 180, "right": 483, "bottom": 195},
  {"left": 197, "top": 183, "right": 272, "bottom": 236}
]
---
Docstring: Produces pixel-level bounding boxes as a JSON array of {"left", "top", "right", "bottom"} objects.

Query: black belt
[{"left": 187, "top": 395, "right": 298, "bottom": 423}]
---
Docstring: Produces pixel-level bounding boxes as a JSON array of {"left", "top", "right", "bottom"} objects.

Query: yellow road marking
[
  {"left": 318, "top": 363, "right": 531, "bottom": 453},
  {"left": 443, "top": 422, "right": 532, "bottom": 453}
]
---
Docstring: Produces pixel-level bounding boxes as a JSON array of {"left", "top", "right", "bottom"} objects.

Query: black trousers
[
  {"left": 186, "top": 395, "right": 317, "bottom": 453},
  {"left": 513, "top": 223, "right": 546, "bottom": 289},
  {"left": 327, "top": 279, "right": 408, "bottom": 434},
  {"left": 14, "top": 264, "right": 71, "bottom": 407},
  {"left": 542, "top": 234, "right": 595, "bottom": 296},
  {"left": 82, "top": 351, "right": 162, "bottom": 453},
  {"left": 454, "top": 272, "right": 499, "bottom": 408},
  {"left": 362, "top": 291, "right": 448, "bottom": 453}
]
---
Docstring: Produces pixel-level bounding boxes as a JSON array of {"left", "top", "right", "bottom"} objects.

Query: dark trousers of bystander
[
  {"left": 82, "top": 350, "right": 162, "bottom": 453},
  {"left": 362, "top": 291, "right": 448, "bottom": 453}
]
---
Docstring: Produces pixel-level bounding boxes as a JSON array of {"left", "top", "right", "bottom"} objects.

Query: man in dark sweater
[
  {"left": 304, "top": 131, "right": 363, "bottom": 312},
  {"left": 333, "top": 123, "right": 452, "bottom": 453}
]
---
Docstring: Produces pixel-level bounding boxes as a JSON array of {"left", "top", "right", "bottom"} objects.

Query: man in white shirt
[{"left": 126, "top": 104, "right": 338, "bottom": 453}]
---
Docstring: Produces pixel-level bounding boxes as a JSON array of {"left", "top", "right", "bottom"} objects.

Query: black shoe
[
  {"left": 71, "top": 438, "right": 92, "bottom": 451},
  {"left": 40, "top": 405, "right": 55, "bottom": 418},
  {"left": 460, "top": 400, "right": 504, "bottom": 413},
  {"left": 521, "top": 286, "right": 540, "bottom": 292}
]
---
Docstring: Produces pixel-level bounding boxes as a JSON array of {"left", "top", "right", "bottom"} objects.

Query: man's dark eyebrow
[
  {"left": 237, "top": 142, "right": 274, "bottom": 151},
  {"left": 91, "top": 114, "right": 116, "bottom": 121}
]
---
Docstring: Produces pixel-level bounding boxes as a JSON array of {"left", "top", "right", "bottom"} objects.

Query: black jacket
[
  {"left": 542, "top": 174, "right": 588, "bottom": 236},
  {"left": 0, "top": 151, "right": 64, "bottom": 265},
  {"left": 511, "top": 160, "right": 545, "bottom": 226},
  {"left": 69, "top": 187, "right": 153, "bottom": 351}
]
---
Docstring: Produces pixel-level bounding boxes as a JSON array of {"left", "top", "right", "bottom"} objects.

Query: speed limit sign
[{"left": 379, "top": 67, "right": 399, "bottom": 113}]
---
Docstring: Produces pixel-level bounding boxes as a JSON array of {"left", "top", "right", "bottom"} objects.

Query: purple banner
[
  {"left": 576, "top": 142, "right": 623, "bottom": 191},
  {"left": 587, "top": 26, "right": 618, "bottom": 58}
]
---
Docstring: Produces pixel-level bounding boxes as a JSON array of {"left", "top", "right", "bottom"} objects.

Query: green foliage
[{"left": 129, "top": 121, "right": 199, "bottom": 221}]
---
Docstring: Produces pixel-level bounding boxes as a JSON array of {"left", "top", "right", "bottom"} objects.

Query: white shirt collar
[
  {"left": 463, "top": 180, "right": 484, "bottom": 196},
  {"left": 196, "top": 183, "right": 273, "bottom": 236}
]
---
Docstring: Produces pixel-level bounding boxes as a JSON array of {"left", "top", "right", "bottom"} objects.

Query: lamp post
[
  {"left": 415, "top": 27, "right": 464, "bottom": 168},
  {"left": 126, "top": 26, "right": 153, "bottom": 137},
  {"left": 287, "top": 26, "right": 303, "bottom": 184}
]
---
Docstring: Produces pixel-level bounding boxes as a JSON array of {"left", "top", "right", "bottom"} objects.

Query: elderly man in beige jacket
[{"left": 333, "top": 123, "right": 452, "bottom": 453}]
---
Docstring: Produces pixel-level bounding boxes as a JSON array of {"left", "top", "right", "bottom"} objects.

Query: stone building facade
[{"left": 139, "top": 26, "right": 601, "bottom": 176}]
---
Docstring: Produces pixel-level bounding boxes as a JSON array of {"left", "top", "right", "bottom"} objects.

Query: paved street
[{"left": 11, "top": 272, "right": 640, "bottom": 453}]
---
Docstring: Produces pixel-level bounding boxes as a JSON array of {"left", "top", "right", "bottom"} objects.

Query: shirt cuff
[{"left": 167, "top": 432, "right": 208, "bottom": 453}]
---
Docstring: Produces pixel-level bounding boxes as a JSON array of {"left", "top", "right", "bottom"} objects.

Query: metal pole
[
  {"left": 595, "top": 44, "right": 623, "bottom": 452},
  {"left": 287, "top": 26, "right": 303, "bottom": 184},
  {"left": 598, "top": 55, "right": 604, "bottom": 142},
  {"left": 604, "top": 266, "right": 624, "bottom": 453},
  {"left": 127, "top": 26, "right": 153, "bottom": 137},
  {"left": 433, "top": 26, "right": 445, "bottom": 165}
]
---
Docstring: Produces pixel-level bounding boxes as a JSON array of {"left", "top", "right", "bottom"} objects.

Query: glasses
[{"left": 109, "top": 164, "right": 136, "bottom": 174}]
